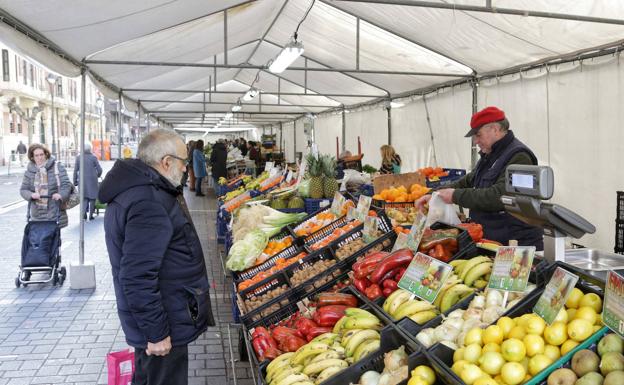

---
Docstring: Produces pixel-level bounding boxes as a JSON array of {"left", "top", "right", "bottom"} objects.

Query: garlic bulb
[
  {"left": 447, "top": 309, "right": 465, "bottom": 319},
  {"left": 463, "top": 308, "right": 483, "bottom": 321},
  {"left": 470, "top": 295, "right": 485, "bottom": 309},
  {"left": 482, "top": 306, "right": 505, "bottom": 324},
  {"left": 360, "top": 371, "right": 381, "bottom": 385},
  {"left": 441, "top": 340, "right": 458, "bottom": 350},
  {"left": 444, "top": 317, "right": 464, "bottom": 331},
  {"left": 416, "top": 329, "right": 435, "bottom": 348},
  {"left": 486, "top": 290, "right": 504, "bottom": 308},
  {"left": 434, "top": 324, "right": 460, "bottom": 343},
  {"left": 462, "top": 318, "right": 482, "bottom": 332}
]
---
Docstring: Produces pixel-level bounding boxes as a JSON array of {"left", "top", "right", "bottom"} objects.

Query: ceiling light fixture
[
  {"left": 390, "top": 101, "right": 405, "bottom": 109},
  {"left": 224, "top": 112, "right": 233, "bottom": 120},
  {"left": 242, "top": 87, "right": 258, "bottom": 101},
  {"left": 269, "top": 38, "right": 304, "bottom": 74},
  {"left": 231, "top": 100, "right": 242, "bottom": 112}
]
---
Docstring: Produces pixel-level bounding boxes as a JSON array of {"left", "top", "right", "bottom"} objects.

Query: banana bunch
[
  {"left": 432, "top": 275, "right": 475, "bottom": 313},
  {"left": 218, "top": 177, "right": 228, "bottom": 185},
  {"left": 383, "top": 290, "right": 439, "bottom": 323},
  {"left": 265, "top": 309, "right": 384, "bottom": 385},
  {"left": 450, "top": 256, "right": 493, "bottom": 289},
  {"left": 223, "top": 186, "right": 245, "bottom": 201},
  {"left": 242, "top": 175, "right": 253, "bottom": 184}
]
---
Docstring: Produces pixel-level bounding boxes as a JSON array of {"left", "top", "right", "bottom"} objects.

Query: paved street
[{"left": 0, "top": 162, "right": 255, "bottom": 385}]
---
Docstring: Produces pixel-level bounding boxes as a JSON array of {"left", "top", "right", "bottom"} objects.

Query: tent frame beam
[
  {"left": 84, "top": 59, "right": 471, "bottom": 77},
  {"left": 123, "top": 88, "right": 382, "bottom": 98},
  {"left": 140, "top": 100, "right": 339, "bottom": 108},
  {"left": 332, "top": 0, "right": 624, "bottom": 26}
]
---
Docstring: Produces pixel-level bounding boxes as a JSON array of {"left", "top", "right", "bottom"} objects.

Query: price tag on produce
[
  {"left": 354, "top": 195, "right": 372, "bottom": 222},
  {"left": 603, "top": 270, "right": 624, "bottom": 338},
  {"left": 286, "top": 170, "right": 294, "bottom": 184},
  {"left": 406, "top": 212, "right": 427, "bottom": 252},
  {"left": 362, "top": 216, "right": 379, "bottom": 244},
  {"left": 264, "top": 161, "right": 274, "bottom": 172},
  {"left": 392, "top": 232, "right": 409, "bottom": 252},
  {"left": 488, "top": 246, "right": 535, "bottom": 292},
  {"left": 347, "top": 206, "right": 357, "bottom": 221},
  {"left": 330, "top": 193, "right": 347, "bottom": 216},
  {"left": 295, "top": 157, "right": 308, "bottom": 186},
  {"left": 319, "top": 199, "right": 330, "bottom": 208},
  {"left": 398, "top": 252, "right": 453, "bottom": 303},
  {"left": 533, "top": 267, "right": 579, "bottom": 324}
]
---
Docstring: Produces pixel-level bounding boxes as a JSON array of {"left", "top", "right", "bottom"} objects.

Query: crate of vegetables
[
  {"left": 371, "top": 183, "right": 431, "bottom": 211},
  {"left": 428, "top": 261, "right": 606, "bottom": 385},
  {"left": 330, "top": 220, "right": 396, "bottom": 263},
  {"left": 252, "top": 287, "right": 396, "bottom": 385},
  {"left": 290, "top": 204, "right": 356, "bottom": 246},
  {"left": 417, "top": 222, "right": 474, "bottom": 263}
]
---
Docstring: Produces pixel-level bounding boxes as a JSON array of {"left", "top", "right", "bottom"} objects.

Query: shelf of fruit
[
  {"left": 309, "top": 220, "right": 364, "bottom": 251},
  {"left": 372, "top": 184, "right": 431, "bottom": 205}
]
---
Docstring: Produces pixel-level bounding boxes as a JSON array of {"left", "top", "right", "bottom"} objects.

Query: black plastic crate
[
  {"left": 289, "top": 206, "right": 347, "bottom": 242},
  {"left": 237, "top": 271, "right": 294, "bottom": 314},
  {"left": 429, "top": 221, "right": 474, "bottom": 257},
  {"left": 425, "top": 168, "right": 467, "bottom": 188},
  {"left": 617, "top": 191, "right": 624, "bottom": 221},
  {"left": 231, "top": 243, "right": 305, "bottom": 284},
  {"left": 286, "top": 248, "right": 345, "bottom": 295},
  {"left": 616, "top": 219, "right": 624, "bottom": 254},
  {"left": 331, "top": 227, "right": 397, "bottom": 263}
]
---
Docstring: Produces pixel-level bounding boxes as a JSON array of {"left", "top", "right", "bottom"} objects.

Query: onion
[
  {"left": 482, "top": 306, "right": 505, "bottom": 324},
  {"left": 434, "top": 324, "right": 460, "bottom": 343},
  {"left": 443, "top": 317, "right": 464, "bottom": 331},
  {"left": 506, "top": 298, "right": 521, "bottom": 310},
  {"left": 461, "top": 318, "right": 482, "bottom": 332},
  {"left": 441, "top": 340, "right": 458, "bottom": 350},
  {"left": 360, "top": 371, "right": 381, "bottom": 385},
  {"left": 447, "top": 309, "right": 465, "bottom": 319},
  {"left": 463, "top": 308, "right": 483, "bottom": 321},
  {"left": 416, "top": 331, "right": 434, "bottom": 348},
  {"left": 384, "top": 346, "right": 407, "bottom": 372},
  {"left": 486, "top": 290, "right": 503, "bottom": 308}
]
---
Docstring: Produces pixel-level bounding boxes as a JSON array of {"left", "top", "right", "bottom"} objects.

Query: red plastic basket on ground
[{"left": 107, "top": 349, "right": 134, "bottom": 385}]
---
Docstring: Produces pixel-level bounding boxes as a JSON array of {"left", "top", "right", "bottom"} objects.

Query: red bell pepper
[
  {"left": 394, "top": 267, "right": 406, "bottom": 281},
  {"left": 353, "top": 277, "right": 372, "bottom": 293},
  {"left": 365, "top": 284, "right": 382, "bottom": 300},
  {"left": 294, "top": 317, "right": 317, "bottom": 338},
  {"left": 370, "top": 249, "right": 414, "bottom": 283},
  {"left": 281, "top": 334, "right": 307, "bottom": 352},
  {"left": 271, "top": 326, "right": 298, "bottom": 341},
  {"left": 317, "top": 292, "right": 358, "bottom": 307},
  {"left": 353, "top": 252, "right": 389, "bottom": 279},
  {"left": 378, "top": 267, "right": 401, "bottom": 284},
  {"left": 382, "top": 287, "right": 394, "bottom": 297},
  {"left": 382, "top": 279, "right": 398, "bottom": 291},
  {"left": 252, "top": 326, "right": 272, "bottom": 340},
  {"left": 305, "top": 326, "right": 333, "bottom": 342},
  {"left": 316, "top": 305, "right": 348, "bottom": 327}
]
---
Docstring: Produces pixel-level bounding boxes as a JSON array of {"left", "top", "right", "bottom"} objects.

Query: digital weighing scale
[{"left": 501, "top": 165, "right": 596, "bottom": 263}]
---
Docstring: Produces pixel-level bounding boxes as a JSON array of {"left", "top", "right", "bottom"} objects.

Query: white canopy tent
[{"left": 1, "top": 0, "right": 623, "bottom": 251}]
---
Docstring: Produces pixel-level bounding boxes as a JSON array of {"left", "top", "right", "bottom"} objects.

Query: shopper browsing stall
[
  {"left": 379, "top": 145, "right": 402, "bottom": 174},
  {"left": 416, "top": 106, "right": 544, "bottom": 249}
]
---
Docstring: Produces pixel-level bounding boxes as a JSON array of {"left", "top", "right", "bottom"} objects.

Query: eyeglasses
[{"left": 162, "top": 154, "right": 189, "bottom": 165}]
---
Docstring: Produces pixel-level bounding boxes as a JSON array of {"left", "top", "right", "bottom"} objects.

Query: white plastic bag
[{"left": 425, "top": 192, "right": 460, "bottom": 227}]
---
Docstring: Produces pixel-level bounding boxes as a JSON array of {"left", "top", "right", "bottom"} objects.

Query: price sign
[
  {"left": 533, "top": 267, "right": 579, "bottom": 324},
  {"left": 398, "top": 252, "right": 453, "bottom": 303},
  {"left": 603, "top": 270, "right": 624, "bottom": 338},
  {"left": 264, "top": 161, "right": 274, "bottom": 172},
  {"left": 488, "top": 246, "right": 535, "bottom": 292},
  {"left": 392, "top": 232, "right": 409, "bottom": 252},
  {"left": 406, "top": 212, "right": 427, "bottom": 252},
  {"left": 286, "top": 170, "right": 294, "bottom": 184},
  {"left": 362, "top": 216, "right": 379, "bottom": 244},
  {"left": 347, "top": 206, "right": 357, "bottom": 221},
  {"left": 295, "top": 157, "right": 308, "bottom": 186},
  {"left": 354, "top": 195, "right": 372, "bottom": 222},
  {"left": 330, "top": 193, "right": 347, "bottom": 217}
]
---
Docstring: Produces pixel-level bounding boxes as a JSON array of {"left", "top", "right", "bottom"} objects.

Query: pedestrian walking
[
  {"left": 19, "top": 144, "right": 72, "bottom": 228},
  {"left": 187, "top": 140, "right": 196, "bottom": 191},
  {"left": 210, "top": 140, "right": 228, "bottom": 186},
  {"left": 73, "top": 142, "right": 103, "bottom": 220},
  {"left": 192, "top": 140, "right": 207, "bottom": 196},
  {"left": 16, "top": 140, "right": 27, "bottom": 166},
  {"left": 99, "top": 129, "right": 215, "bottom": 385}
]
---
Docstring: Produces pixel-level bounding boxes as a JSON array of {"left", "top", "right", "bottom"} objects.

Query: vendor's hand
[
  {"left": 146, "top": 336, "right": 171, "bottom": 356},
  {"left": 415, "top": 194, "right": 432, "bottom": 211},
  {"left": 31, "top": 192, "right": 40, "bottom": 200},
  {"left": 437, "top": 188, "right": 455, "bottom": 204},
  {"left": 51, "top": 193, "right": 62, "bottom": 201}
]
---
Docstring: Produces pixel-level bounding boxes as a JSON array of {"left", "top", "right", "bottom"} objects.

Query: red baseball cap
[{"left": 465, "top": 106, "right": 506, "bottom": 137}]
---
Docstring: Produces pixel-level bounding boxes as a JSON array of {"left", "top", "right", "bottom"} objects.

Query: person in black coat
[
  {"left": 73, "top": 142, "right": 102, "bottom": 220},
  {"left": 210, "top": 141, "right": 228, "bottom": 186},
  {"left": 99, "top": 129, "right": 215, "bottom": 385}
]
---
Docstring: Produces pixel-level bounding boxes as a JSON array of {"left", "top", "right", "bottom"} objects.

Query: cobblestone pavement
[{"left": 0, "top": 167, "right": 256, "bottom": 385}]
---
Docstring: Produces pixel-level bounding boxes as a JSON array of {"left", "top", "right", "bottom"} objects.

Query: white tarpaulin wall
[
  {"left": 345, "top": 107, "right": 387, "bottom": 169},
  {"left": 282, "top": 122, "right": 296, "bottom": 163}
]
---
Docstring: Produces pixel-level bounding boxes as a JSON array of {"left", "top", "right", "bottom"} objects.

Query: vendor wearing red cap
[{"left": 417, "top": 106, "right": 544, "bottom": 249}]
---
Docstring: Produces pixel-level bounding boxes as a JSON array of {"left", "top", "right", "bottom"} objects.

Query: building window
[
  {"left": 9, "top": 114, "right": 14, "bottom": 134},
  {"left": 29, "top": 64, "right": 34, "bottom": 87},
  {"left": 17, "top": 115, "right": 22, "bottom": 134},
  {"left": 22, "top": 60, "right": 27, "bottom": 85},
  {"left": 57, "top": 79, "right": 63, "bottom": 98},
  {"left": 2, "top": 50, "right": 9, "bottom": 81}
]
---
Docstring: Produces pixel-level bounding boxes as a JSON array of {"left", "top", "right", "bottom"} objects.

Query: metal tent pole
[{"left": 118, "top": 91, "right": 123, "bottom": 159}]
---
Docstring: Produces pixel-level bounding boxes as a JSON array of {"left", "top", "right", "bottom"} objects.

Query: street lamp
[
  {"left": 95, "top": 96, "right": 104, "bottom": 160},
  {"left": 46, "top": 73, "right": 58, "bottom": 157}
]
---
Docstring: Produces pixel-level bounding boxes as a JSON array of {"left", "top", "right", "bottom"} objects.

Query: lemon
[
  {"left": 482, "top": 343, "right": 501, "bottom": 353},
  {"left": 544, "top": 322, "right": 567, "bottom": 346},
  {"left": 452, "top": 360, "right": 470, "bottom": 375},
  {"left": 523, "top": 334, "right": 545, "bottom": 357},
  {"left": 454, "top": 347, "right": 465, "bottom": 362},
  {"left": 464, "top": 328, "right": 484, "bottom": 346},
  {"left": 464, "top": 343, "right": 482, "bottom": 364},
  {"left": 473, "top": 377, "right": 498, "bottom": 385},
  {"left": 554, "top": 308, "right": 568, "bottom": 323},
  {"left": 528, "top": 354, "right": 553, "bottom": 375},
  {"left": 579, "top": 293, "right": 602, "bottom": 313},
  {"left": 519, "top": 357, "right": 529, "bottom": 372},
  {"left": 574, "top": 306, "right": 598, "bottom": 324},
  {"left": 516, "top": 314, "right": 533, "bottom": 328},
  {"left": 501, "top": 362, "right": 526, "bottom": 385},
  {"left": 525, "top": 315, "right": 546, "bottom": 335},
  {"left": 483, "top": 325, "right": 504, "bottom": 345},
  {"left": 544, "top": 345, "right": 561, "bottom": 361},
  {"left": 566, "top": 308, "right": 577, "bottom": 321},
  {"left": 593, "top": 325, "right": 601, "bottom": 333},
  {"left": 561, "top": 339, "right": 579, "bottom": 355},
  {"left": 407, "top": 377, "right": 429, "bottom": 385},
  {"left": 508, "top": 325, "right": 527, "bottom": 340},
  {"left": 501, "top": 338, "right": 526, "bottom": 362},
  {"left": 565, "top": 288, "right": 584, "bottom": 309},
  {"left": 497, "top": 317, "right": 515, "bottom": 338},
  {"left": 411, "top": 365, "right": 436, "bottom": 385},
  {"left": 460, "top": 364, "right": 484, "bottom": 385},
  {"left": 479, "top": 351, "right": 505, "bottom": 376},
  {"left": 567, "top": 318, "right": 593, "bottom": 342}
]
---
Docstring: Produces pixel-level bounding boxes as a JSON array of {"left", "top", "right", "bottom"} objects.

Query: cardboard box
[{"left": 372, "top": 172, "right": 426, "bottom": 194}]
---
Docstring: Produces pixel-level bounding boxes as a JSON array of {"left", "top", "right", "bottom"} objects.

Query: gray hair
[
  {"left": 497, "top": 118, "right": 510, "bottom": 131},
  {"left": 84, "top": 142, "right": 92, "bottom": 153},
  {"left": 138, "top": 129, "right": 182, "bottom": 166}
]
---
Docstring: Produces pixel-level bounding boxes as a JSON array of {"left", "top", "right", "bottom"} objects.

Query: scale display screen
[{"left": 511, "top": 173, "right": 534, "bottom": 189}]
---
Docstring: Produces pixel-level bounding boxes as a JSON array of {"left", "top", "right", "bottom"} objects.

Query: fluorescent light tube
[
  {"left": 390, "top": 101, "right": 405, "bottom": 109},
  {"left": 269, "top": 40, "right": 304, "bottom": 74}
]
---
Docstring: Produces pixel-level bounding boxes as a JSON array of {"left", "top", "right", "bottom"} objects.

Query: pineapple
[
  {"left": 306, "top": 153, "right": 325, "bottom": 199},
  {"left": 321, "top": 155, "right": 339, "bottom": 199}
]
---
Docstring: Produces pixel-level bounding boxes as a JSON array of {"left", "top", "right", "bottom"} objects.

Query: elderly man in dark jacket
[
  {"left": 99, "top": 129, "right": 215, "bottom": 385},
  {"left": 73, "top": 142, "right": 102, "bottom": 220}
]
